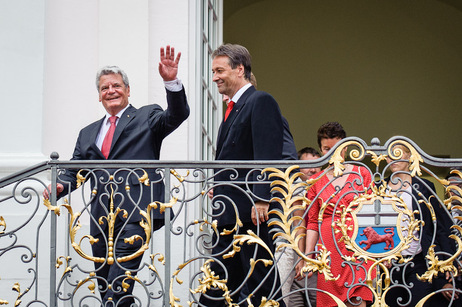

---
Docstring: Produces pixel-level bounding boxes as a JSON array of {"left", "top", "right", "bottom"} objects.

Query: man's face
[
  {"left": 320, "top": 137, "right": 342, "bottom": 156},
  {"left": 212, "top": 56, "right": 244, "bottom": 97},
  {"left": 98, "top": 73, "right": 130, "bottom": 115},
  {"left": 300, "top": 153, "right": 321, "bottom": 181},
  {"left": 386, "top": 146, "right": 411, "bottom": 173}
]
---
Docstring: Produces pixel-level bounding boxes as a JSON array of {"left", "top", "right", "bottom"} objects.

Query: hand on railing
[
  {"left": 251, "top": 201, "right": 269, "bottom": 225},
  {"left": 207, "top": 188, "right": 213, "bottom": 200},
  {"left": 43, "top": 183, "right": 64, "bottom": 200},
  {"left": 442, "top": 271, "right": 461, "bottom": 301}
]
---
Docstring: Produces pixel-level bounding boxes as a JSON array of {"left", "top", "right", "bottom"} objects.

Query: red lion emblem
[{"left": 359, "top": 227, "right": 395, "bottom": 251}]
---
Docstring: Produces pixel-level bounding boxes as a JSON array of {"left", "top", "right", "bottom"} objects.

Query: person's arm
[
  {"left": 43, "top": 130, "right": 84, "bottom": 199},
  {"left": 295, "top": 182, "right": 320, "bottom": 279},
  {"left": 295, "top": 229, "right": 318, "bottom": 280},
  {"left": 426, "top": 180, "right": 457, "bottom": 290},
  {"left": 150, "top": 46, "right": 190, "bottom": 137},
  {"left": 250, "top": 93, "right": 284, "bottom": 225}
]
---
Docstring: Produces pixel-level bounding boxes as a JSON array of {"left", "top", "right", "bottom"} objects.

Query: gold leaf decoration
[
  {"left": 367, "top": 150, "right": 388, "bottom": 167},
  {"left": 0, "top": 216, "right": 6, "bottom": 234},
  {"left": 417, "top": 235, "right": 462, "bottom": 283},
  {"left": 138, "top": 170, "right": 150, "bottom": 186},
  {"left": 223, "top": 230, "right": 273, "bottom": 260},
  {"left": 190, "top": 260, "right": 234, "bottom": 305},
  {"left": 388, "top": 140, "right": 423, "bottom": 177},
  {"left": 43, "top": 198, "right": 61, "bottom": 216},
  {"left": 262, "top": 166, "right": 338, "bottom": 281},
  {"left": 170, "top": 169, "right": 189, "bottom": 183},
  {"left": 76, "top": 170, "right": 86, "bottom": 189},
  {"left": 328, "top": 140, "right": 365, "bottom": 177}
]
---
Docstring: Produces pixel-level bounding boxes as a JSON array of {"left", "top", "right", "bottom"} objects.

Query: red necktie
[
  {"left": 224, "top": 100, "right": 235, "bottom": 122},
  {"left": 101, "top": 116, "right": 117, "bottom": 159}
]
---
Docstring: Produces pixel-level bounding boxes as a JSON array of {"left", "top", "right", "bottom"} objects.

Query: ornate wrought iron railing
[{"left": 1, "top": 136, "right": 462, "bottom": 306}]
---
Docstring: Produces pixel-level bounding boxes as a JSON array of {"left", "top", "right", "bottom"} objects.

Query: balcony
[{"left": 1, "top": 136, "right": 461, "bottom": 306}]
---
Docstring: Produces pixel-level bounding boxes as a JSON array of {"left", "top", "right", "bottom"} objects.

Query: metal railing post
[
  {"left": 164, "top": 167, "right": 171, "bottom": 307},
  {"left": 49, "top": 152, "right": 59, "bottom": 307}
]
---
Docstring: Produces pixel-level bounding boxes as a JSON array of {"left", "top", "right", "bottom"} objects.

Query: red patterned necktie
[
  {"left": 224, "top": 100, "right": 235, "bottom": 122},
  {"left": 101, "top": 116, "right": 117, "bottom": 159}
]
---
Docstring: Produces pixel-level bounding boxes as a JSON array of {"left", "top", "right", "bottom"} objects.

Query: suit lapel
[
  {"left": 216, "top": 86, "right": 255, "bottom": 157},
  {"left": 108, "top": 105, "right": 137, "bottom": 158},
  {"left": 91, "top": 118, "right": 106, "bottom": 158}
]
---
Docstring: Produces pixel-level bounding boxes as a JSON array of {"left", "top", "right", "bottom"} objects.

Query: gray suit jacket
[{"left": 57, "top": 87, "right": 189, "bottom": 234}]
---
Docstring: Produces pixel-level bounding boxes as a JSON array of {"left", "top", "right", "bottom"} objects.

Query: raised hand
[{"left": 159, "top": 45, "right": 181, "bottom": 81}]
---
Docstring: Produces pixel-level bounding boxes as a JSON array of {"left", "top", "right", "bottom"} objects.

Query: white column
[
  {"left": 42, "top": 0, "right": 100, "bottom": 161},
  {"left": 0, "top": 0, "right": 46, "bottom": 176},
  {"left": 149, "top": 0, "right": 190, "bottom": 161}
]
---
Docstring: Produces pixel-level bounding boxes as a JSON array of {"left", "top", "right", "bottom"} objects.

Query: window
[{"left": 199, "top": 0, "right": 222, "bottom": 161}]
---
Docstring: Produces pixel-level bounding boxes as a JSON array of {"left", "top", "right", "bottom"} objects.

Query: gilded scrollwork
[
  {"left": 75, "top": 273, "right": 97, "bottom": 294},
  {"left": 347, "top": 182, "right": 423, "bottom": 259},
  {"left": 329, "top": 140, "right": 365, "bottom": 177},
  {"left": 44, "top": 172, "right": 177, "bottom": 267},
  {"left": 417, "top": 239, "right": 462, "bottom": 283},
  {"left": 367, "top": 150, "right": 388, "bottom": 167},
  {"left": 263, "top": 166, "right": 338, "bottom": 281},
  {"left": 388, "top": 140, "right": 423, "bottom": 177},
  {"left": 262, "top": 139, "right": 462, "bottom": 306},
  {"left": 0, "top": 216, "right": 5, "bottom": 235},
  {"left": 171, "top": 169, "right": 189, "bottom": 183},
  {"left": 192, "top": 260, "right": 232, "bottom": 304},
  {"left": 6, "top": 137, "right": 462, "bottom": 305},
  {"left": 76, "top": 170, "right": 87, "bottom": 189},
  {"left": 0, "top": 277, "right": 7, "bottom": 305},
  {"left": 56, "top": 256, "right": 73, "bottom": 280},
  {"left": 11, "top": 282, "right": 26, "bottom": 306},
  {"left": 443, "top": 169, "right": 462, "bottom": 213}
]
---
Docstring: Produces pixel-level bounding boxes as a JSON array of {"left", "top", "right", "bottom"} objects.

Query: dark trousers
[
  {"left": 91, "top": 223, "right": 146, "bottom": 307},
  {"left": 199, "top": 221, "right": 285, "bottom": 307}
]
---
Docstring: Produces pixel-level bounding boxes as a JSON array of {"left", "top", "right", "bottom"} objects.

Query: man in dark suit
[
  {"left": 43, "top": 45, "right": 189, "bottom": 306},
  {"left": 384, "top": 146, "right": 456, "bottom": 307},
  {"left": 199, "top": 44, "right": 285, "bottom": 306}
]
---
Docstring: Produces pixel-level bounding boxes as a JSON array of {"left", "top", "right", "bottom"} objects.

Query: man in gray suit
[{"left": 44, "top": 45, "right": 189, "bottom": 306}]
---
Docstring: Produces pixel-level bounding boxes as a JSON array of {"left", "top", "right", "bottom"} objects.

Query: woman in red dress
[{"left": 296, "top": 122, "right": 373, "bottom": 307}]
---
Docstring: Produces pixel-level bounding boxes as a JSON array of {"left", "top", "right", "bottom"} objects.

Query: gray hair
[
  {"left": 212, "top": 44, "right": 252, "bottom": 81},
  {"left": 95, "top": 66, "right": 130, "bottom": 92}
]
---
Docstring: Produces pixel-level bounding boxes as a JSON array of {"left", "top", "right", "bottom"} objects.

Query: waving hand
[{"left": 159, "top": 45, "right": 181, "bottom": 81}]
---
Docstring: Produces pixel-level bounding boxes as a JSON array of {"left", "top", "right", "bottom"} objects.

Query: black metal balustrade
[{"left": 1, "top": 136, "right": 462, "bottom": 306}]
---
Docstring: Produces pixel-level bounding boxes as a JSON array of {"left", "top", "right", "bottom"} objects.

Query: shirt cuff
[{"left": 164, "top": 79, "right": 183, "bottom": 92}]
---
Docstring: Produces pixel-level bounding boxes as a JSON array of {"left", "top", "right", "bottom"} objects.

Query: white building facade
[
  {"left": 0, "top": 0, "right": 222, "bottom": 176},
  {"left": 0, "top": 1, "right": 222, "bottom": 306}
]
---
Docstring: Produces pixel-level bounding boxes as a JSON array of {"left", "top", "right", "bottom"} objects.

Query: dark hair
[
  {"left": 212, "top": 44, "right": 252, "bottom": 81},
  {"left": 317, "top": 122, "right": 346, "bottom": 148},
  {"left": 297, "top": 147, "right": 321, "bottom": 160}
]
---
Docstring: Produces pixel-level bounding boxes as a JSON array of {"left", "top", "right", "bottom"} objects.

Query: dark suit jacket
[
  {"left": 214, "top": 86, "right": 284, "bottom": 226},
  {"left": 58, "top": 87, "right": 189, "bottom": 234},
  {"left": 282, "top": 116, "right": 297, "bottom": 160},
  {"left": 410, "top": 178, "right": 454, "bottom": 258},
  {"left": 387, "top": 176, "right": 455, "bottom": 289}
]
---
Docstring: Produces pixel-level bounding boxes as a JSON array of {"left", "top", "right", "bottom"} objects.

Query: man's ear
[{"left": 237, "top": 64, "right": 245, "bottom": 77}]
